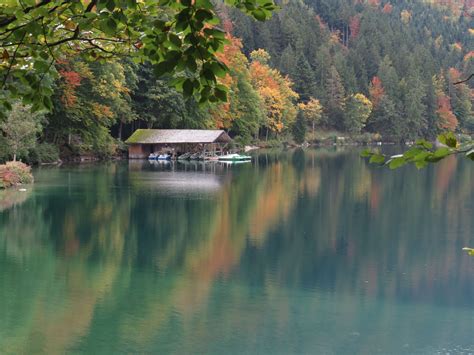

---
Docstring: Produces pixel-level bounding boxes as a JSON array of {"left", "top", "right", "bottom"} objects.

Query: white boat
[
  {"left": 148, "top": 153, "right": 171, "bottom": 160},
  {"left": 218, "top": 154, "right": 252, "bottom": 161}
]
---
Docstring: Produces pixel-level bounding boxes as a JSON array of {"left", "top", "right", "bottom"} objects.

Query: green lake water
[{"left": 0, "top": 148, "right": 473, "bottom": 354}]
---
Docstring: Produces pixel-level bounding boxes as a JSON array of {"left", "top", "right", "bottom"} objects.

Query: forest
[{"left": 0, "top": 0, "right": 473, "bottom": 162}]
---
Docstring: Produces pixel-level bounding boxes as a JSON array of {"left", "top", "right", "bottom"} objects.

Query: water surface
[{"left": 1, "top": 149, "right": 473, "bottom": 354}]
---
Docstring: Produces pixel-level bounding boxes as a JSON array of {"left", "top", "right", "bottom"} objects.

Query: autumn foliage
[
  {"left": 250, "top": 53, "right": 298, "bottom": 133},
  {"left": 369, "top": 76, "right": 385, "bottom": 107},
  {"left": 349, "top": 16, "right": 361, "bottom": 39},
  {"left": 58, "top": 62, "right": 82, "bottom": 108},
  {"left": 436, "top": 95, "right": 458, "bottom": 131},
  {"left": 382, "top": 3, "right": 393, "bottom": 13}
]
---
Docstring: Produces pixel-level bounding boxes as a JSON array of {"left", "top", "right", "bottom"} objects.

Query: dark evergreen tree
[{"left": 292, "top": 110, "right": 307, "bottom": 144}]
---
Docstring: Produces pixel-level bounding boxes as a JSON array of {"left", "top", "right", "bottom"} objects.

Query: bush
[
  {"left": 30, "top": 143, "right": 59, "bottom": 164},
  {"left": 81, "top": 126, "right": 118, "bottom": 158},
  {"left": 0, "top": 161, "right": 33, "bottom": 189}
]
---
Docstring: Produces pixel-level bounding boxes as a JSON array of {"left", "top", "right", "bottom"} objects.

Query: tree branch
[
  {"left": 453, "top": 74, "right": 473, "bottom": 85},
  {"left": 0, "top": 0, "right": 53, "bottom": 29},
  {"left": 1, "top": 32, "right": 26, "bottom": 89}
]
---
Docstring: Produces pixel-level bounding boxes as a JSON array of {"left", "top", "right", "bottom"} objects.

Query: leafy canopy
[{"left": 0, "top": 0, "right": 277, "bottom": 116}]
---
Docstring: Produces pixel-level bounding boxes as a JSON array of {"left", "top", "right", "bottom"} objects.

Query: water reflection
[{"left": 0, "top": 149, "right": 473, "bottom": 353}]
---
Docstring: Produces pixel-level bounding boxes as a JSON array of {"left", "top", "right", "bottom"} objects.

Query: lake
[{"left": 0, "top": 148, "right": 473, "bottom": 354}]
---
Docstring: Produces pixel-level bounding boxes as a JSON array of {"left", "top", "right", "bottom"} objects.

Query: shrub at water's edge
[{"left": 0, "top": 162, "right": 34, "bottom": 189}]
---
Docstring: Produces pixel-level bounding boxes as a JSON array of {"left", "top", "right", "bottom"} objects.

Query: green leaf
[
  {"left": 415, "top": 139, "right": 432, "bottom": 149},
  {"left": 183, "top": 79, "right": 194, "bottom": 96},
  {"left": 437, "top": 132, "right": 457, "bottom": 148},
  {"left": 388, "top": 157, "right": 406, "bottom": 169},
  {"left": 3, "top": 100, "right": 12, "bottom": 111},
  {"left": 433, "top": 147, "right": 451, "bottom": 159},
  {"left": 33, "top": 60, "right": 50, "bottom": 72},
  {"left": 153, "top": 61, "right": 176, "bottom": 76},
  {"left": 214, "top": 87, "right": 227, "bottom": 101},
  {"left": 106, "top": 0, "right": 116, "bottom": 12},
  {"left": 210, "top": 62, "right": 227, "bottom": 77},
  {"left": 168, "top": 33, "right": 182, "bottom": 48},
  {"left": 403, "top": 147, "right": 422, "bottom": 159},
  {"left": 42, "top": 96, "right": 53, "bottom": 111},
  {"left": 252, "top": 9, "right": 267, "bottom": 21},
  {"left": 360, "top": 149, "right": 372, "bottom": 158},
  {"left": 103, "top": 18, "right": 117, "bottom": 34},
  {"left": 195, "top": 9, "right": 214, "bottom": 22},
  {"left": 415, "top": 160, "right": 428, "bottom": 169},
  {"left": 462, "top": 247, "right": 474, "bottom": 256},
  {"left": 202, "top": 69, "right": 216, "bottom": 82},
  {"left": 369, "top": 154, "right": 385, "bottom": 165}
]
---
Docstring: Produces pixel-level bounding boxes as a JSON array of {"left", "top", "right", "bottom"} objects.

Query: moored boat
[
  {"left": 218, "top": 154, "right": 252, "bottom": 161},
  {"left": 148, "top": 153, "right": 171, "bottom": 160}
]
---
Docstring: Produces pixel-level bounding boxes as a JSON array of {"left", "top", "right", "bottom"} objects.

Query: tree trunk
[
  {"left": 312, "top": 121, "right": 315, "bottom": 135},
  {"left": 13, "top": 153, "right": 16, "bottom": 162},
  {"left": 265, "top": 128, "right": 269, "bottom": 141},
  {"left": 118, "top": 121, "right": 123, "bottom": 141}
]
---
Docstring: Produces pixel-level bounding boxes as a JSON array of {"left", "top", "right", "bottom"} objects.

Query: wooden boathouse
[{"left": 125, "top": 129, "right": 232, "bottom": 159}]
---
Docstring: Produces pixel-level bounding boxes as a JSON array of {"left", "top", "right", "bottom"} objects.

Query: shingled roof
[{"left": 125, "top": 129, "right": 232, "bottom": 144}]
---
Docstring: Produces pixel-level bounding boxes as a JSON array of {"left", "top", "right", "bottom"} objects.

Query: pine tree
[
  {"left": 293, "top": 55, "right": 317, "bottom": 102},
  {"left": 279, "top": 45, "right": 296, "bottom": 76},
  {"left": 378, "top": 56, "right": 400, "bottom": 100},
  {"left": 324, "top": 65, "right": 345, "bottom": 129},
  {"left": 292, "top": 110, "right": 307, "bottom": 144},
  {"left": 400, "top": 72, "right": 427, "bottom": 139},
  {"left": 367, "top": 95, "right": 403, "bottom": 141}
]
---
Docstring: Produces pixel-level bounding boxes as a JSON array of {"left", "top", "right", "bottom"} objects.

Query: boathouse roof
[{"left": 125, "top": 129, "right": 232, "bottom": 144}]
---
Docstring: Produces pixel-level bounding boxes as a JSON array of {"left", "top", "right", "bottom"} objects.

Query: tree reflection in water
[{"left": 0, "top": 150, "right": 472, "bottom": 353}]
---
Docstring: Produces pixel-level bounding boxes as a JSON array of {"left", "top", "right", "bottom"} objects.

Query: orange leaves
[
  {"left": 369, "top": 76, "right": 385, "bottom": 108},
  {"left": 382, "top": 3, "right": 393, "bottom": 13},
  {"left": 436, "top": 94, "right": 458, "bottom": 131},
  {"left": 349, "top": 16, "right": 361, "bottom": 39},
  {"left": 463, "top": 51, "right": 474, "bottom": 62},
  {"left": 91, "top": 103, "right": 113, "bottom": 120},
  {"left": 211, "top": 34, "right": 250, "bottom": 129},
  {"left": 60, "top": 70, "right": 82, "bottom": 87},
  {"left": 59, "top": 67, "right": 82, "bottom": 108},
  {"left": 249, "top": 51, "right": 298, "bottom": 133},
  {"left": 447, "top": 67, "right": 462, "bottom": 82},
  {"left": 452, "top": 42, "right": 463, "bottom": 52},
  {"left": 367, "top": 0, "right": 381, "bottom": 7},
  {"left": 216, "top": 34, "right": 244, "bottom": 69}
]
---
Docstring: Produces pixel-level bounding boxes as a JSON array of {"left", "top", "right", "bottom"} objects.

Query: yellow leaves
[
  {"left": 352, "top": 93, "right": 373, "bottom": 111},
  {"left": 298, "top": 97, "right": 322, "bottom": 127},
  {"left": 91, "top": 103, "right": 113, "bottom": 120},
  {"left": 249, "top": 49, "right": 271, "bottom": 65},
  {"left": 469, "top": 28, "right": 474, "bottom": 36},
  {"left": 434, "top": 35, "right": 443, "bottom": 50},
  {"left": 400, "top": 9, "right": 411, "bottom": 24},
  {"left": 249, "top": 55, "right": 298, "bottom": 132},
  {"left": 451, "top": 42, "right": 463, "bottom": 52},
  {"left": 329, "top": 31, "right": 341, "bottom": 45}
]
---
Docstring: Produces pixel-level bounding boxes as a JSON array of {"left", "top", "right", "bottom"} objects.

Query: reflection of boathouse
[{"left": 126, "top": 129, "right": 232, "bottom": 159}]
